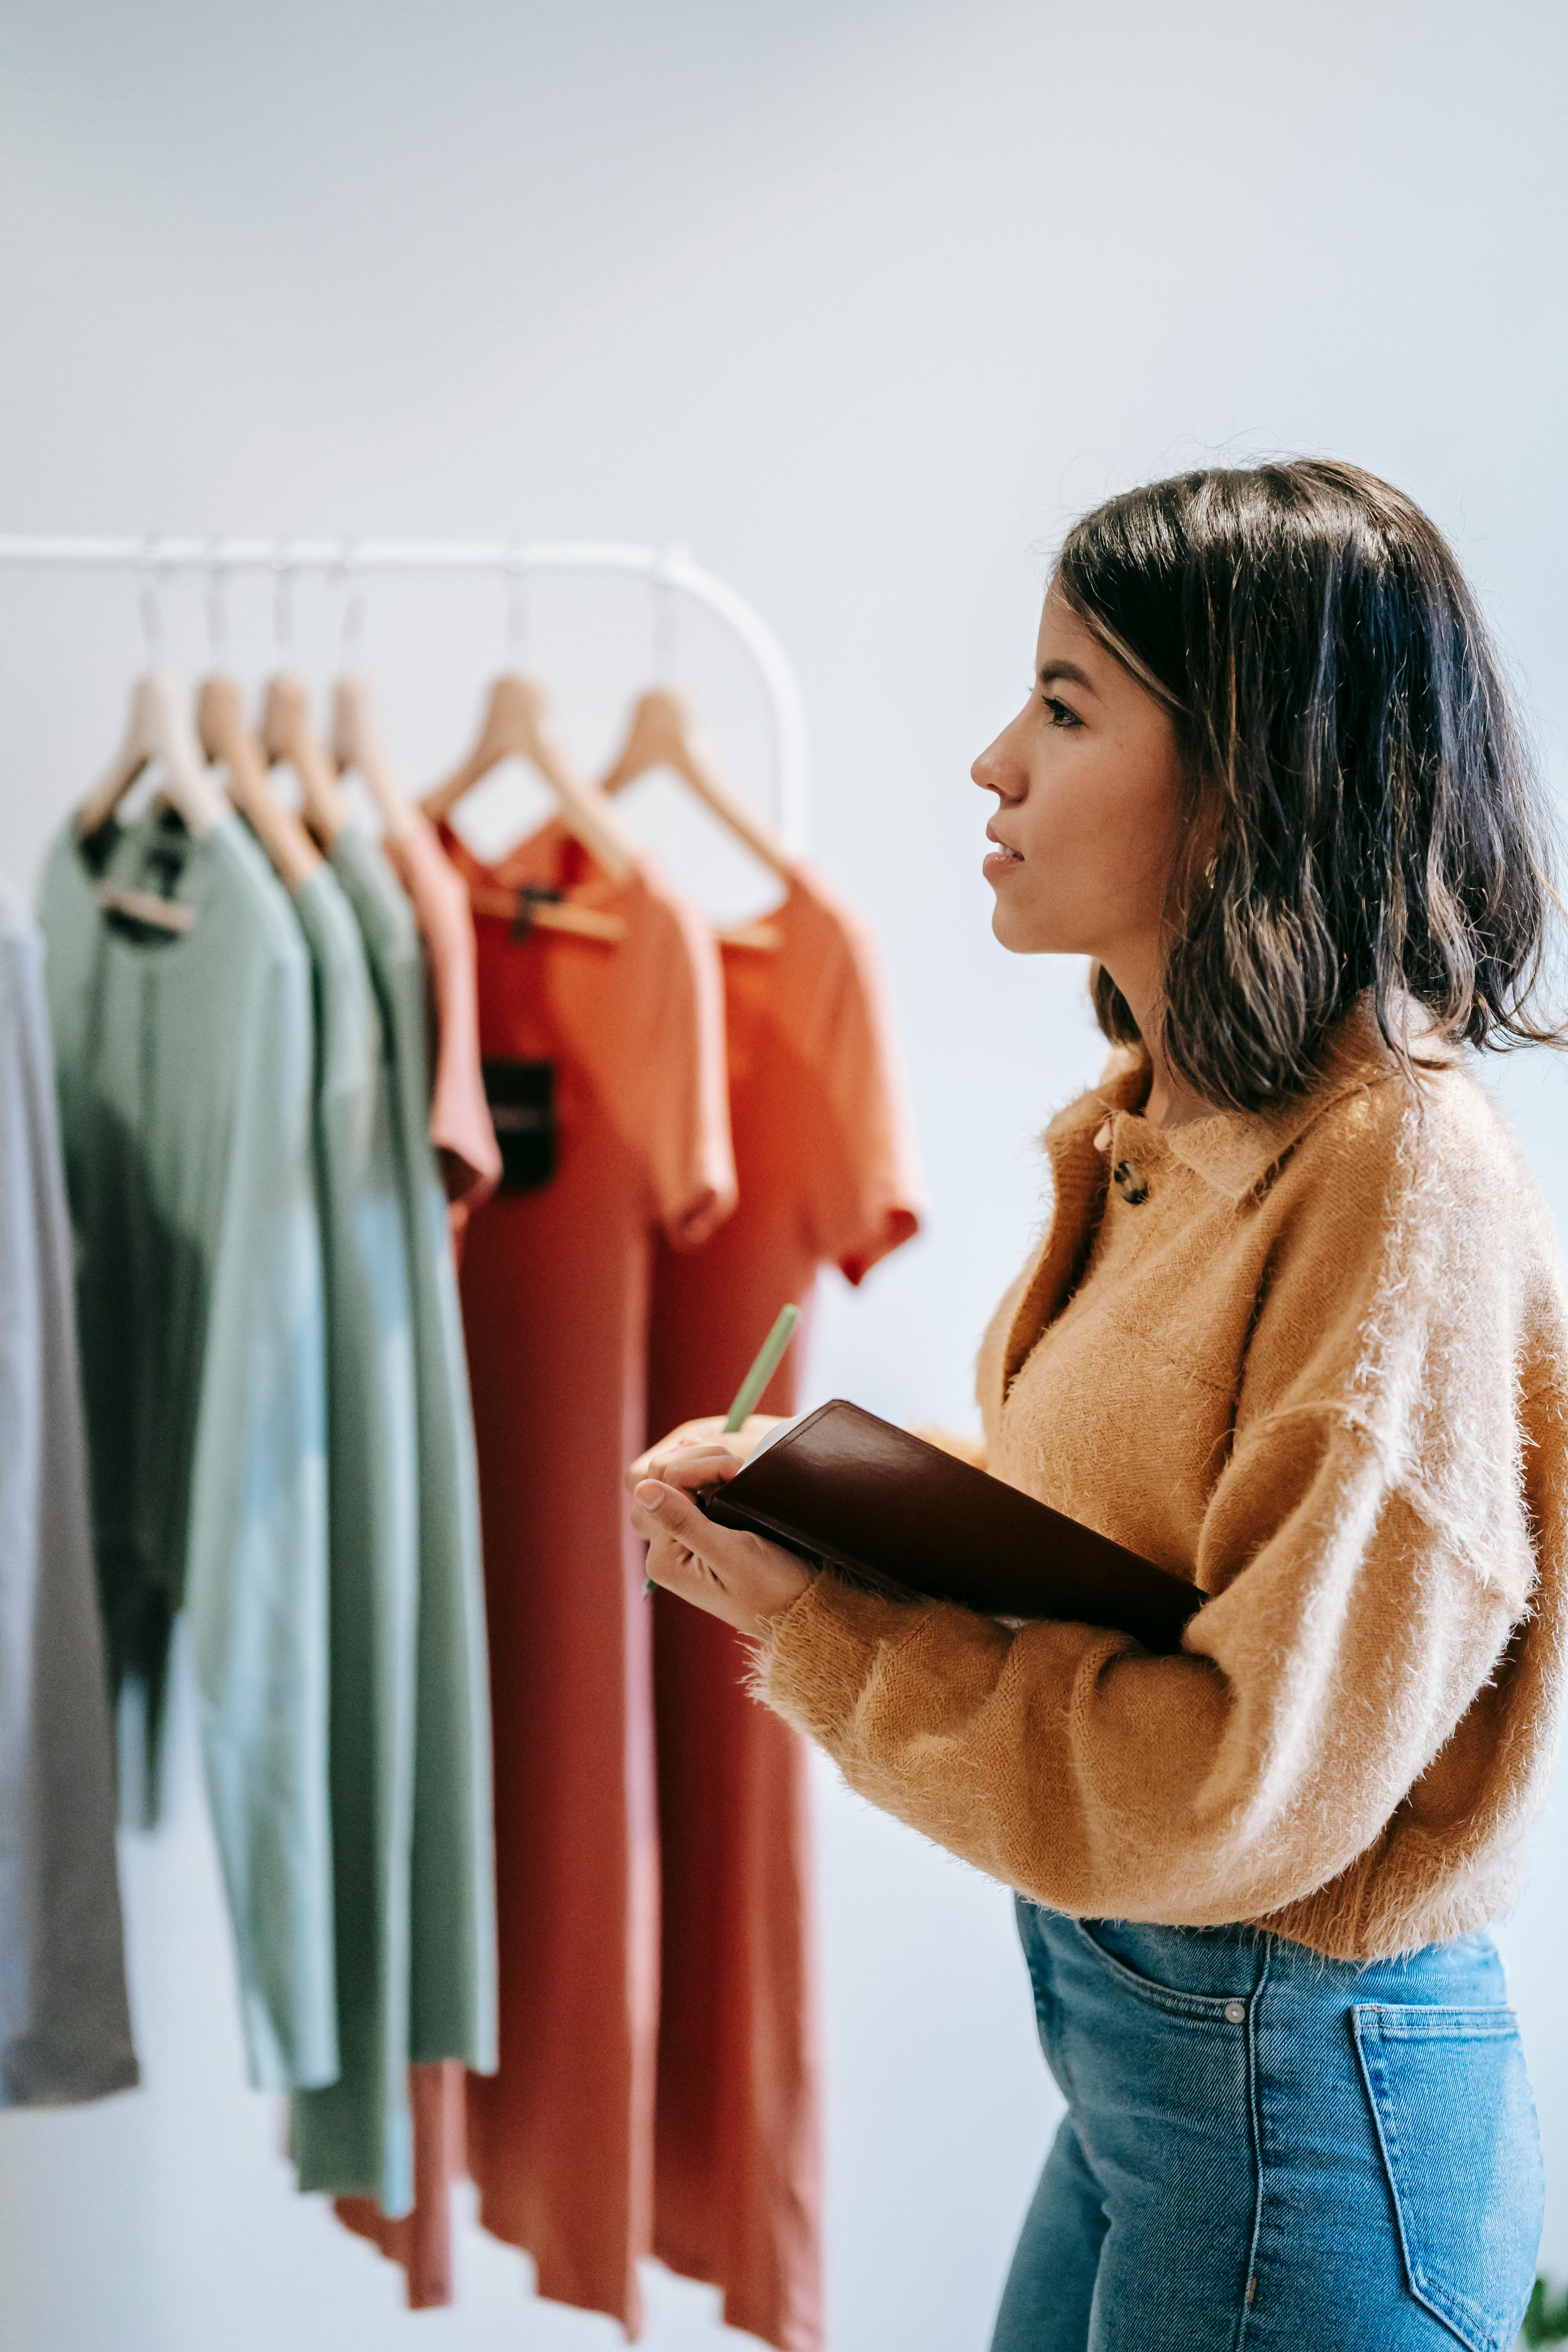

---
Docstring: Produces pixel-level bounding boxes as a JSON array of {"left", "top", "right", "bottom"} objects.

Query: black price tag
[{"left": 483, "top": 1060, "right": 557, "bottom": 1193}]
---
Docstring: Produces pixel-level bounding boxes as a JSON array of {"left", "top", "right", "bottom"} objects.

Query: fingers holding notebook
[
  {"left": 624, "top": 1411, "right": 785, "bottom": 1492},
  {"left": 630, "top": 1477, "right": 811, "bottom": 1637}
]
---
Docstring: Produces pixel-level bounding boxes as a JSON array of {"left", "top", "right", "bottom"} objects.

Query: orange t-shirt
[
  {"left": 458, "top": 820, "right": 732, "bottom": 2330},
  {"left": 647, "top": 864, "right": 922, "bottom": 2352}
]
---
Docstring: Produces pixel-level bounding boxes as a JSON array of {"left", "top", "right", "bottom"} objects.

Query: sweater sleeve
[
  {"left": 757, "top": 1115, "right": 1530, "bottom": 1925},
  {"left": 911, "top": 1425, "right": 988, "bottom": 1472}
]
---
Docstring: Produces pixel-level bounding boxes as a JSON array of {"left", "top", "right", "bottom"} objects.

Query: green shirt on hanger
[
  {"left": 40, "top": 808, "right": 335, "bottom": 2094},
  {"left": 289, "top": 860, "right": 420, "bottom": 2217},
  {"left": 329, "top": 824, "right": 496, "bottom": 2078}
]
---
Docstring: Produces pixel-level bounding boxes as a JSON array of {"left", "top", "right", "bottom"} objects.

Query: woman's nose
[{"left": 971, "top": 730, "right": 1013, "bottom": 797}]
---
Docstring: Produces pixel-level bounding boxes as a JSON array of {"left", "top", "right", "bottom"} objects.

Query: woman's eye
[{"left": 1042, "top": 695, "right": 1081, "bottom": 730}]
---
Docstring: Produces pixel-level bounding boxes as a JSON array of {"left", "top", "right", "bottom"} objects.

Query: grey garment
[
  {"left": 330, "top": 826, "right": 496, "bottom": 2071},
  {"left": 0, "top": 882, "right": 138, "bottom": 2107},
  {"left": 289, "top": 864, "right": 419, "bottom": 2215},
  {"left": 39, "top": 810, "right": 336, "bottom": 2093}
]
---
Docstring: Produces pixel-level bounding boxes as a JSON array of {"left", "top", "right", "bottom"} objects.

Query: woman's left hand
[{"left": 627, "top": 1439, "right": 813, "bottom": 1638}]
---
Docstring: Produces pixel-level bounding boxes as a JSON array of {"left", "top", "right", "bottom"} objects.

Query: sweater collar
[{"left": 1047, "top": 996, "right": 1455, "bottom": 1205}]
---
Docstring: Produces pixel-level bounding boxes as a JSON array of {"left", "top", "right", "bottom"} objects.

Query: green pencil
[
  {"left": 643, "top": 1303, "right": 801, "bottom": 1595},
  {"left": 722, "top": 1303, "right": 800, "bottom": 1430}
]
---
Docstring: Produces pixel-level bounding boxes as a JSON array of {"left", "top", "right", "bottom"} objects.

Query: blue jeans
[{"left": 993, "top": 1900, "right": 1543, "bottom": 2352}]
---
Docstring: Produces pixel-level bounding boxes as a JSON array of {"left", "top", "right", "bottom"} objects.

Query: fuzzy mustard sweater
[{"left": 757, "top": 1004, "right": 1568, "bottom": 1960}]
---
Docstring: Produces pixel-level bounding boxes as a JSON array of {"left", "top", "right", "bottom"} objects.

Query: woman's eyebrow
[{"left": 1038, "top": 660, "right": 1097, "bottom": 693}]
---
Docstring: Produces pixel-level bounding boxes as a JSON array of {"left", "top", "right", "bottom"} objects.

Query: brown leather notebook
[{"left": 701, "top": 1399, "right": 1201, "bottom": 1655}]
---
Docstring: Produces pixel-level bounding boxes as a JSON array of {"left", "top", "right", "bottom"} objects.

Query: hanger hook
[
  {"left": 651, "top": 541, "right": 688, "bottom": 684},
  {"left": 272, "top": 541, "right": 298, "bottom": 653},
  {"left": 137, "top": 534, "right": 170, "bottom": 666},
  {"left": 503, "top": 543, "right": 530, "bottom": 666},
  {"left": 333, "top": 539, "right": 368, "bottom": 662},
  {"left": 204, "top": 538, "right": 230, "bottom": 658}
]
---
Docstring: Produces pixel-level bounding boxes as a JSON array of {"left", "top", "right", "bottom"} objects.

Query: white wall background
[{"left": 3, "top": 4, "right": 1567, "bottom": 2346}]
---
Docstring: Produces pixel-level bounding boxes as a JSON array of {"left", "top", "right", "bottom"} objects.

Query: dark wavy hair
[{"left": 1056, "top": 459, "right": 1564, "bottom": 1110}]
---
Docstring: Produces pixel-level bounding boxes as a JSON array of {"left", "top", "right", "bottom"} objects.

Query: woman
[{"left": 628, "top": 461, "right": 1567, "bottom": 2350}]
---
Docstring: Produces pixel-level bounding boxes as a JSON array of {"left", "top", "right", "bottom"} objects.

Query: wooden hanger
[
  {"left": 465, "top": 880, "right": 626, "bottom": 945},
  {"left": 331, "top": 674, "right": 418, "bottom": 844},
  {"left": 423, "top": 673, "right": 637, "bottom": 886},
  {"left": 597, "top": 686, "right": 796, "bottom": 883},
  {"left": 197, "top": 676, "right": 323, "bottom": 894},
  {"left": 94, "top": 882, "right": 196, "bottom": 934},
  {"left": 260, "top": 675, "right": 354, "bottom": 848},
  {"left": 713, "top": 915, "right": 785, "bottom": 953},
  {"left": 78, "top": 673, "right": 230, "bottom": 844}
]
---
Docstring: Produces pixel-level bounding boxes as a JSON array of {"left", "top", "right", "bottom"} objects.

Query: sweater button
[
  {"left": 1112, "top": 1160, "right": 1149, "bottom": 1204},
  {"left": 1225, "top": 2000, "right": 1247, "bottom": 2024}
]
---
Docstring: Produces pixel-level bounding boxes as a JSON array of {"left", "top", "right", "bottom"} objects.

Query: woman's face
[{"left": 973, "top": 588, "right": 1186, "bottom": 979}]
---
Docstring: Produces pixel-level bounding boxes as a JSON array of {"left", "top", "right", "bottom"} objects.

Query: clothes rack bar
[{"left": 0, "top": 535, "right": 809, "bottom": 852}]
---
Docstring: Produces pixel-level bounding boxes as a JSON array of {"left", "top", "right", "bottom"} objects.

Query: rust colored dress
[
  {"left": 646, "top": 865, "right": 922, "bottom": 2352},
  {"left": 460, "top": 820, "right": 733, "bottom": 2328}
]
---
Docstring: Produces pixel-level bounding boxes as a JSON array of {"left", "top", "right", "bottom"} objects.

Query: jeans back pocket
[{"left": 1353, "top": 2003, "right": 1543, "bottom": 2352}]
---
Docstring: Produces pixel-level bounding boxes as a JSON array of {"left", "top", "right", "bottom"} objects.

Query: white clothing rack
[{"left": 0, "top": 534, "right": 809, "bottom": 852}]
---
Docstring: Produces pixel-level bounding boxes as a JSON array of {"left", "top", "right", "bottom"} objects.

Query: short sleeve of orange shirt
[{"left": 729, "top": 862, "right": 922, "bottom": 1284}]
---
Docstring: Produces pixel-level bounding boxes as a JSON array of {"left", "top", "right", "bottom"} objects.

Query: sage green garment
[
  {"left": 0, "top": 881, "right": 138, "bottom": 2108},
  {"left": 329, "top": 826, "right": 496, "bottom": 2074},
  {"left": 39, "top": 809, "right": 335, "bottom": 2093},
  {"left": 289, "top": 863, "right": 419, "bottom": 2215}
]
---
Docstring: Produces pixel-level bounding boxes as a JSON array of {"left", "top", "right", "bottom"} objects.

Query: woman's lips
[{"left": 983, "top": 845, "right": 1024, "bottom": 883}]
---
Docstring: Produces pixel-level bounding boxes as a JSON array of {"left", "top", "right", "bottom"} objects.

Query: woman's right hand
[{"left": 623, "top": 1413, "right": 787, "bottom": 1498}]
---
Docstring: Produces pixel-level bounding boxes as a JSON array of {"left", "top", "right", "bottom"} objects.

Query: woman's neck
[
  {"left": 1109, "top": 960, "right": 1214, "bottom": 1130},
  {"left": 1142, "top": 1049, "right": 1214, "bottom": 1131}
]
